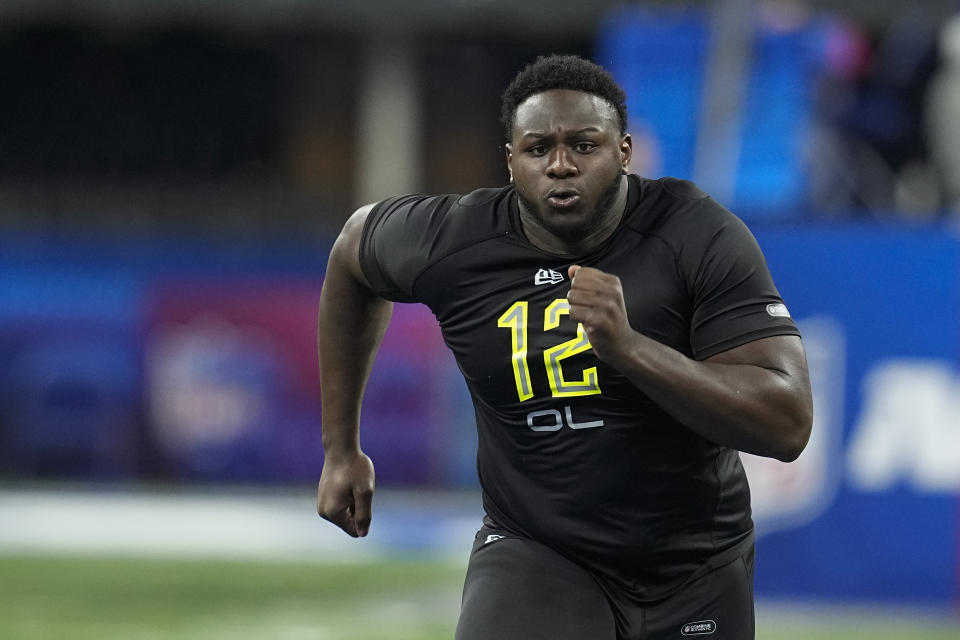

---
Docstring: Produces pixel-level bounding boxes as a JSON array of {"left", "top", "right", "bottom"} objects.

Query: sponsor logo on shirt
[
  {"left": 534, "top": 268, "right": 565, "bottom": 286},
  {"left": 766, "top": 302, "right": 791, "bottom": 318},
  {"left": 680, "top": 620, "right": 716, "bottom": 636}
]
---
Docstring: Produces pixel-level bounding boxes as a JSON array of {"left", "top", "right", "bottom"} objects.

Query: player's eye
[
  {"left": 527, "top": 145, "right": 548, "bottom": 156},
  {"left": 575, "top": 142, "right": 597, "bottom": 153}
]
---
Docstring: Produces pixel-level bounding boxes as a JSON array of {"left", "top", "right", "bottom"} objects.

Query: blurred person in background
[
  {"left": 813, "top": 5, "right": 941, "bottom": 217},
  {"left": 316, "top": 54, "right": 812, "bottom": 640},
  {"left": 926, "top": 13, "right": 960, "bottom": 218}
]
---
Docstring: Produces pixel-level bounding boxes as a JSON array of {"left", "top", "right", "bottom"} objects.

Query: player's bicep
[
  {"left": 704, "top": 335, "right": 807, "bottom": 379},
  {"left": 707, "top": 335, "right": 814, "bottom": 426},
  {"left": 705, "top": 334, "right": 814, "bottom": 456},
  {"left": 328, "top": 203, "right": 377, "bottom": 289}
]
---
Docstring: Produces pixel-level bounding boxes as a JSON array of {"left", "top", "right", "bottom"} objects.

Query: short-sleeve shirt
[{"left": 359, "top": 174, "right": 800, "bottom": 602}]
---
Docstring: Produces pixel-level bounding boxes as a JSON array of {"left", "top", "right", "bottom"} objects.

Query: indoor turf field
[{"left": 1, "top": 554, "right": 958, "bottom": 640}]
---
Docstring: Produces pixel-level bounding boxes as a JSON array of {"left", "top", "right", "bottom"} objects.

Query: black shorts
[{"left": 454, "top": 526, "right": 755, "bottom": 640}]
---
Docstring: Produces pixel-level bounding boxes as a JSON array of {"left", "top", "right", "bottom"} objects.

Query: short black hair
[{"left": 500, "top": 54, "right": 628, "bottom": 142}]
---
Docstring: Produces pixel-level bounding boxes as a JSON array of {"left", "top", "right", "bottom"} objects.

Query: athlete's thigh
[
  {"left": 643, "top": 548, "right": 755, "bottom": 640},
  {"left": 454, "top": 527, "right": 616, "bottom": 640}
]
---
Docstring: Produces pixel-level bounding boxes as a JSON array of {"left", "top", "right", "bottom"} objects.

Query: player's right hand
[{"left": 317, "top": 449, "right": 375, "bottom": 538}]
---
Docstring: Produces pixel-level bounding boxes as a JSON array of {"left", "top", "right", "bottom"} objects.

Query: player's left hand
[{"left": 567, "top": 265, "right": 635, "bottom": 367}]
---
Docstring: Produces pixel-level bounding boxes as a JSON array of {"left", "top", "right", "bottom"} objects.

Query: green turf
[
  {"left": 1, "top": 554, "right": 957, "bottom": 640},
  {"left": 0, "top": 553, "right": 465, "bottom": 640}
]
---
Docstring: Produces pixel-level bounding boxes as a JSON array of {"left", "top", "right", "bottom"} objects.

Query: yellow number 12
[{"left": 497, "top": 299, "right": 601, "bottom": 402}]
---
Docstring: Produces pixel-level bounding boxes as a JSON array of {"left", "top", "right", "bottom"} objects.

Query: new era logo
[{"left": 534, "top": 268, "right": 564, "bottom": 285}]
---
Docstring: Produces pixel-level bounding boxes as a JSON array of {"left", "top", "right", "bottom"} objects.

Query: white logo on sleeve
[
  {"left": 766, "top": 303, "right": 791, "bottom": 318},
  {"left": 484, "top": 534, "right": 505, "bottom": 544},
  {"left": 534, "top": 268, "right": 565, "bottom": 285}
]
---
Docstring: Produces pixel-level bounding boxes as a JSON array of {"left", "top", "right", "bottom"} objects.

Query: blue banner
[{"left": 750, "top": 226, "right": 960, "bottom": 603}]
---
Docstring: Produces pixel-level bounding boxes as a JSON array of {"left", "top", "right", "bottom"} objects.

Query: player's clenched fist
[
  {"left": 317, "top": 450, "right": 375, "bottom": 538},
  {"left": 566, "top": 264, "right": 635, "bottom": 367}
]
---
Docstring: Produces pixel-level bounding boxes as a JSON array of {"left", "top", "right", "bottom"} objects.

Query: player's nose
[{"left": 546, "top": 146, "right": 579, "bottom": 178}]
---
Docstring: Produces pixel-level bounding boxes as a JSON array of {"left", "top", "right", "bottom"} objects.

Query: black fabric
[
  {"left": 457, "top": 526, "right": 755, "bottom": 640},
  {"left": 359, "top": 174, "right": 798, "bottom": 602},
  {"left": 638, "top": 547, "right": 755, "bottom": 640},
  {"left": 455, "top": 527, "right": 616, "bottom": 640}
]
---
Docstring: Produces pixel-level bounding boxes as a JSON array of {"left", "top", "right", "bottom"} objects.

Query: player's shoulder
[
  {"left": 364, "top": 184, "right": 514, "bottom": 265},
  {"left": 371, "top": 192, "right": 452, "bottom": 219},
  {"left": 656, "top": 176, "right": 710, "bottom": 201},
  {"left": 626, "top": 176, "right": 757, "bottom": 264},
  {"left": 441, "top": 186, "right": 515, "bottom": 246},
  {"left": 374, "top": 185, "right": 508, "bottom": 216},
  {"left": 456, "top": 186, "right": 507, "bottom": 208},
  {"left": 629, "top": 176, "right": 732, "bottom": 235}
]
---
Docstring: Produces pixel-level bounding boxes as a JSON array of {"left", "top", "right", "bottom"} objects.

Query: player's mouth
[{"left": 546, "top": 190, "right": 582, "bottom": 210}]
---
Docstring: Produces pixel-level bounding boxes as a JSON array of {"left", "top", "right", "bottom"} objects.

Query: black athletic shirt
[{"left": 359, "top": 174, "right": 800, "bottom": 602}]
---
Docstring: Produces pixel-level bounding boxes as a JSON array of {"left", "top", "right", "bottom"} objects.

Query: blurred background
[{"left": 1, "top": 0, "right": 960, "bottom": 638}]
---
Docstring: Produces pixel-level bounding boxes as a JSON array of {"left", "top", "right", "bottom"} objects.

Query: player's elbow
[
  {"left": 774, "top": 400, "right": 813, "bottom": 463},
  {"left": 775, "top": 433, "right": 807, "bottom": 463}
]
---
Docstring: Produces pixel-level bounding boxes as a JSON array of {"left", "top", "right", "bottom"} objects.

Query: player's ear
[{"left": 620, "top": 134, "right": 632, "bottom": 174}]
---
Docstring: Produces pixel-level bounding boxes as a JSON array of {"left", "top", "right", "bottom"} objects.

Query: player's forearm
[
  {"left": 317, "top": 209, "right": 392, "bottom": 456},
  {"left": 318, "top": 288, "right": 391, "bottom": 455},
  {"left": 611, "top": 333, "right": 812, "bottom": 461}
]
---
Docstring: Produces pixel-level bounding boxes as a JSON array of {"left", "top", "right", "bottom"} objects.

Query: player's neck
[{"left": 519, "top": 175, "right": 629, "bottom": 257}]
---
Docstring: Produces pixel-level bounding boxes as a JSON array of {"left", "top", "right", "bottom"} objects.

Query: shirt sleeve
[
  {"left": 358, "top": 194, "right": 454, "bottom": 303},
  {"left": 680, "top": 200, "right": 800, "bottom": 360}
]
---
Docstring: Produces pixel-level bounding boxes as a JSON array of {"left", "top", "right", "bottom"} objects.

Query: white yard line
[{"left": 0, "top": 487, "right": 481, "bottom": 563}]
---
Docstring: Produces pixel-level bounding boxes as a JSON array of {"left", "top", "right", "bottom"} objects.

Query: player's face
[{"left": 506, "top": 89, "right": 631, "bottom": 249}]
